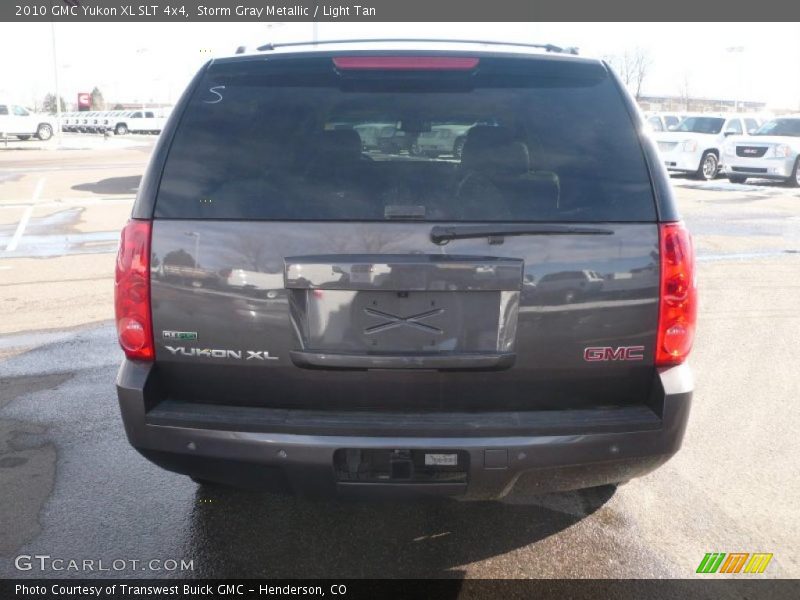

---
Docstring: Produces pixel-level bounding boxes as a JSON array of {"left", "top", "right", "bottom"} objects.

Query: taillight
[
  {"left": 114, "top": 219, "right": 154, "bottom": 361},
  {"left": 656, "top": 222, "right": 698, "bottom": 366},
  {"left": 332, "top": 56, "right": 479, "bottom": 70}
]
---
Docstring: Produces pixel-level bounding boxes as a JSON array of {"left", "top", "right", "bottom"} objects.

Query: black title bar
[{"left": 4, "top": 0, "right": 800, "bottom": 21}]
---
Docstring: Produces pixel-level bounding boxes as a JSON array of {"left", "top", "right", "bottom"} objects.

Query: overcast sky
[{"left": 1, "top": 21, "right": 799, "bottom": 110}]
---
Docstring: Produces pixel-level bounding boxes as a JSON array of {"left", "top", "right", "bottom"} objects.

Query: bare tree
[{"left": 605, "top": 47, "right": 653, "bottom": 101}]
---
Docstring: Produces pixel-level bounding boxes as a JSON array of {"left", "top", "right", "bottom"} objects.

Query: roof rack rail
[{"left": 255, "top": 38, "right": 579, "bottom": 55}]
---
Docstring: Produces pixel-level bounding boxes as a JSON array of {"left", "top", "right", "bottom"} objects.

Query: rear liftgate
[{"left": 285, "top": 253, "right": 523, "bottom": 490}]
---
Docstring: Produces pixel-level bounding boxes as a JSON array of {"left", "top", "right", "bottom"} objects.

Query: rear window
[{"left": 156, "top": 56, "right": 655, "bottom": 222}]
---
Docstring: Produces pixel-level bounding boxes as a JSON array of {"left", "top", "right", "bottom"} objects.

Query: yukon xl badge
[
  {"left": 164, "top": 346, "right": 278, "bottom": 361},
  {"left": 163, "top": 330, "right": 198, "bottom": 341}
]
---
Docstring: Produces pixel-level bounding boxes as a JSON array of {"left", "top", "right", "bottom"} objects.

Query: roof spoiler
[{"left": 254, "top": 38, "right": 579, "bottom": 55}]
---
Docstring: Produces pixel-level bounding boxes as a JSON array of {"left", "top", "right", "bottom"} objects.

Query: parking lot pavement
[
  {"left": 1, "top": 150, "right": 799, "bottom": 578},
  {"left": 0, "top": 137, "right": 148, "bottom": 335}
]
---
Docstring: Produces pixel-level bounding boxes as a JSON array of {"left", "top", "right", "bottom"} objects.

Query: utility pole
[{"left": 726, "top": 46, "right": 745, "bottom": 112}]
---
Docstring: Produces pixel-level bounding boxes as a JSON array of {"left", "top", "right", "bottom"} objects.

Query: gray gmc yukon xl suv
[{"left": 115, "top": 41, "right": 697, "bottom": 499}]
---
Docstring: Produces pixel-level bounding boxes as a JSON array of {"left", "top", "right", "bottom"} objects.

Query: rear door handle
[{"left": 290, "top": 351, "right": 515, "bottom": 371}]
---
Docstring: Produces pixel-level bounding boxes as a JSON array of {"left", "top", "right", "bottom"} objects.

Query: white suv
[
  {"left": 654, "top": 114, "right": 749, "bottom": 180},
  {"left": 723, "top": 116, "right": 800, "bottom": 187},
  {"left": 644, "top": 112, "right": 683, "bottom": 133},
  {"left": 0, "top": 102, "right": 56, "bottom": 141}
]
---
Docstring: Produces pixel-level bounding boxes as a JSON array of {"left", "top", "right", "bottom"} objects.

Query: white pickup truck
[
  {"left": 0, "top": 102, "right": 57, "bottom": 140},
  {"left": 114, "top": 110, "right": 169, "bottom": 135}
]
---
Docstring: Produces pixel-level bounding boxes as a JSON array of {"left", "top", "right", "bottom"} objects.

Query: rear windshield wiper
[{"left": 430, "top": 224, "right": 614, "bottom": 245}]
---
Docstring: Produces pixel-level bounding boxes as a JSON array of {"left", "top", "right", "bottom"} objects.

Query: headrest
[
  {"left": 316, "top": 129, "right": 363, "bottom": 161},
  {"left": 461, "top": 126, "right": 530, "bottom": 175}
]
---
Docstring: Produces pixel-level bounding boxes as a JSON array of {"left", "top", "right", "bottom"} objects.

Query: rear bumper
[{"left": 116, "top": 361, "right": 692, "bottom": 500}]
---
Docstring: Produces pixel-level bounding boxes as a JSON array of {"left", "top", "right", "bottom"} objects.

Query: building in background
[{"left": 638, "top": 95, "right": 767, "bottom": 113}]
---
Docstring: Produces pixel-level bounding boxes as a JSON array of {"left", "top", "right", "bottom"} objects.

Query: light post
[
  {"left": 136, "top": 48, "right": 150, "bottom": 110},
  {"left": 726, "top": 46, "right": 745, "bottom": 112},
  {"left": 185, "top": 232, "right": 201, "bottom": 269},
  {"left": 50, "top": 22, "right": 62, "bottom": 136}
]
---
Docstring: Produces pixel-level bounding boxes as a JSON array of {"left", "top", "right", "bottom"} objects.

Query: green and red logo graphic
[{"left": 696, "top": 552, "right": 773, "bottom": 574}]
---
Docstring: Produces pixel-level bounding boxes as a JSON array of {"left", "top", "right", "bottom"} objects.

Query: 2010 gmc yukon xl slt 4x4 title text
[{"left": 115, "top": 41, "right": 697, "bottom": 500}]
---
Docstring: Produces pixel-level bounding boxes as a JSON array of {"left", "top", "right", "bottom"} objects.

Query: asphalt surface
[{"left": 0, "top": 135, "right": 799, "bottom": 579}]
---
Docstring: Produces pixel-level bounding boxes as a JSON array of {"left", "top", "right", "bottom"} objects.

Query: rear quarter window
[{"left": 156, "top": 55, "right": 656, "bottom": 222}]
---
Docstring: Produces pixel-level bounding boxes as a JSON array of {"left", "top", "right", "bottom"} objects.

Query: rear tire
[
  {"left": 788, "top": 158, "right": 800, "bottom": 188},
  {"left": 115, "top": 123, "right": 128, "bottom": 136},
  {"left": 16, "top": 135, "right": 31, "bottom": 141},
  {"left": 696, "top": 151, "right": 718, "bottom": 181},
  {"left": 36, "top": 124, "right": 53, "bottom": 141},
  {"left": 727, "top": 175, "right": 747, "bottom": 184}
]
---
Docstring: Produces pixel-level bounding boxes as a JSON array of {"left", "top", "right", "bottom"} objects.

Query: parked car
[
  {"left": 654, "top": 113, "right": 750, "bottom": 180},
  {"left": 413, "top": 123, "right": 474, "bottom": 157},
  {"left": 0, "top": 102, "right": 56, "bottom": 140},
  {"left": 76, "top": 111, "right": 90, "bottom": 133},
  {"left": 126, "top": 110, "right": 168, "bottom": 134},
  {"left": 742, "top": 116, "right": 764, "bottom": 135},
  {"left": 224, "top": 269, "right": 285, "bottom": 299},
  {"left": 64, "top": 112, "right": 81, "bottom": 133},
  {"left": 723, "top": 116, "right": 800, "bottom": 186},
  {"left": 115, "top": 40, "right": 696, "bottom": 498},
  {"left": 353, "top": 122, "right": 397, "bottom": 150},
  {"left": 527, "top": 270, "right": 604, "bottom": 304},
  {"left": 76, "top": 111, "right": 94, "bottom": 133},
  {"left": 60, "top": 112, "right": 74, "bottom": 132},
  {"left": 644, "top": 112, "right": 683, "bottom": 133},
  {"left": 99, "top": 111, "right": 130, "bottom": 134},
  {"left": 89, "top": 111, "right": 106, "bottom": 133},
  {"left": 375, "top": 124, "right": 412, "bottom": 154}
]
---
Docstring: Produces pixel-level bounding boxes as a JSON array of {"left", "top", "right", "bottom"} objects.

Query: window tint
[
  {"left": 725, "top": 119, "right": 742, "bottom": 134},
  {"left": 647, "top": 116, "right": 664, "bottom": 132},
  {"left": 13, "top": 106, "right": 29, "bottom": 116},
  {"left": 145, "top": 112, "right": 154, "bottom": 118},
  {"left": 664, "top": 116, "right": 679, "bottom": 128},
  {"left": 754, "top": 118, "right": 800, "bottom": 137},
  {"left": 744, "top": 118, "right": 759, "bottom": 133},
  {"left": 156, "top": 57, "right": 655, "bottom": 222},
  {"left": 0, "top": 105, "right": 8, "bottom": 115},
  {"left": 677, "top": 117, "right": 725, "bottom": 134}
]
